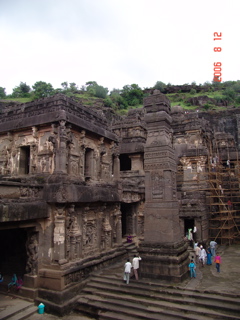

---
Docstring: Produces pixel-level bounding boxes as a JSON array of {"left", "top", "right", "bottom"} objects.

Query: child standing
[
  {"left": 188, "top": 259, "right": 196, "bottom": 278},
  {"left": 214, "top": 254, "right": 222, "bottom": 272}
]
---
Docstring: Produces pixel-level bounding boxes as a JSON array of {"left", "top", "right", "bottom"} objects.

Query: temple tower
[{"left": 139, "top": 90, "right": 189, "bottom": 282}]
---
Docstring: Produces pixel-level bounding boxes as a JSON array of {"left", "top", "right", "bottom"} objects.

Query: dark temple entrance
[
  {"left": 0, "top": 228, "right": 28, "bottom": 277},
  {"left": 121, "top": 203, "right": 135, "bottom": 237}
]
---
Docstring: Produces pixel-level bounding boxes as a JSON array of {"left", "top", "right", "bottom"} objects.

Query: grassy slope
[{"left": 1, "top": 87, "right": 239, "bottom": 115}]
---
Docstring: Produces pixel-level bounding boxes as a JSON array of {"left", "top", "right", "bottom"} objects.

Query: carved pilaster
[
  {"left": 139, "top": 90, "right": 188, "bottom": 282},
  {"left": 26, "top": 232, "right": 38, "bottom": 275},
  {"left": 66, "top": 205, "right": 81, "bottom": 260},
  {"left": 53, "top": 206, "right": 66, "bottom": 263}
]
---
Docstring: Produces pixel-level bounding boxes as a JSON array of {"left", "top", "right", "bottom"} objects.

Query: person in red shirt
[{"left": 214, "top": 254, "right": 222, "bottom": 272}]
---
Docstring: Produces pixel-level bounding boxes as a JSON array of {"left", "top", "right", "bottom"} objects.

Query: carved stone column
[
  {"left": 129, "top": 154, "right": 143, "bottom": 172},
  {"left": 113, "top": 204, "right": 122, "bottom": 244},
  {"left": 53, "top": 206, "right": 66, "bottom": 263},
  {"left": 110, "top": 142, "right": 120, "bottom": 180},
  {"left": 139, "top": 90, "right": 188, "bottom": 282},
  {"left": 67, "top": 205, "right": 81, "bottom": 260},
  {"left": 52, "top": 111, "right": 72, "bottom": 174}
]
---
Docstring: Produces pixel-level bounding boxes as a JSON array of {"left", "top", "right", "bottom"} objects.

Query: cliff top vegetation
[{"left": 1, "top": 80, "right": 240, "bottom": 115}]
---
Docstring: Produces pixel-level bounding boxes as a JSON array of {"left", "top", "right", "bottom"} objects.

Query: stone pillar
[
  {"left": 53, "top": 207, "right": 66, "bottom": 263},
  {"left": 129, "top": 154, "right": 143, "bottom": 172},
  {"left": 114, "top": 205, "right": 122, "bottom": 244},
  {"left": 55, "top": 120, "right": 68, "bottom": 173},
  {"left": 139, "top": 90, "right": 188, "bottom": 282},
  {"left": 110, "top": 142, "right": 120, "bottom": 180},
  {"left": 113, "top": 156, "right": 120, "bottom": 179}
]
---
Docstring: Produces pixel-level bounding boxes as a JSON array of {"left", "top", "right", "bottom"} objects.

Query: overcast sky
[{"left": 0, "top": 0, "right": 239, "bottom": 94}]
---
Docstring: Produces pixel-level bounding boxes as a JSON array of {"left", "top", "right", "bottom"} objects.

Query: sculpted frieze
[
  {"left": 144, "top": 162, "right": 175, "bottom": 171},
  {"left": 122, "top": 192, "right": 141, "bottom": 203},
  {"left": 20, "top": 186, "right": 40, "bottom": 198},
  {"left": 64, "top": 269, "right": 88, "bottom": 286},
  {"left": 144, "top": 151, "right": 169, "bottom": 159}
]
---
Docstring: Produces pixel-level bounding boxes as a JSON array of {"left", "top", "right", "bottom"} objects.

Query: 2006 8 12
[{"left": 213, "top": 32, "right": 222, "bottom": 82}]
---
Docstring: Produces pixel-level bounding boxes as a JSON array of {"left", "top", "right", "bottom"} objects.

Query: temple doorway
[
  {"left": 19, "top": 146, "right": 30, "bottom": 174},
  {"left": 184, "top": 218, "right": 194, "bottom": 238},
  {"left": 0, "top": 228, "right": 28, "bottom": 277},
  {"left": 121, "top": 203, "right": 136, "bottom": 238}
]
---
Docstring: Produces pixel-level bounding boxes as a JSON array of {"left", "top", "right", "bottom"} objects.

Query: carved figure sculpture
[{"left": 26, "top": 233, "right": 38, "bottom": 275}]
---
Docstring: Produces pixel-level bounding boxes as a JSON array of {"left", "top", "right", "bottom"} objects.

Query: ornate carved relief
[
  {"left": 26, "top": 232, "right": 38, "bottom": 275},
  {"left": 137, "top": 202, "right": 144, "bottom": 238},
  {"left": 102, "top": 216, "right": 112, "bottom": 250},
  {"left": 20, "top": 186, "right": 39, "bottom": 198},
  {"left": 151, "top": 171, "right": 164, "bottom": 199},
  {"left": 54, "top": 207, "right": 66, "bottom": 245},
  {"left": 122, "top": 192, "right": 141, "bottom": 203},
  {"left": 82, "top": 207, "right": 98, "bottom": 257},
  {"left": 66, "top": 205, "right": 81, "bottom": 260}
]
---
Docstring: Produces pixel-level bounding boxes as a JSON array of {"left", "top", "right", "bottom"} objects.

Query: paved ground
[{"left": 0, "top": 244, "right": 239, "bottom": 319}]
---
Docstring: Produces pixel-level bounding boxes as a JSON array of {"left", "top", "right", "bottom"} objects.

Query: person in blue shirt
[
  {"left": 188, "top": 260, "right": 196, "bottom": 278},
  {"left": 8, "top": 274, "right": 17, "bottom": 291}
]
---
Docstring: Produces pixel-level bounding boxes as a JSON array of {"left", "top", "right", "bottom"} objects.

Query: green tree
[
  {"left": 86, "top": 81, "right": 108, "bottom": 99},
  {"left": 32, "top": 81, "right": 54, "bottom": 99},
  {"left": 121, "top": 84, "right": 143, "bottom": 106},
  {"left": 61, "top": 82, "right": 68, "bottom": 91},
  {"left": 12, "top": 82, "right": 31, "bottom": 98},
  {"left": 61, "top": 82, "right": 78, "bottom": 92},
  {"left": 110, "top": 90, "right": 128, "bottom": 109},
  {"left": 0, "top": 87, "right": 6, "bottom": 99},
  {"left": 190, "top": 88, "right": 196, "bottom": 95},
  {"left": 69, "top": 82, "right": 78, "bottom": 91},
  {"left": 153, "top": 81, "right": 166, "bottom": 92},
  {"left": 223, "top": 88, "right": 236, "bottom": 102}
]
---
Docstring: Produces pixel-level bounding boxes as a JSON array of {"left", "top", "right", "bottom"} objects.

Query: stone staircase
[
  {"left": 0, "top": 294, "right": 37, "bottom": 320},
  {"left": 74, "top": 274, "right": 240, "bottom": 320}
]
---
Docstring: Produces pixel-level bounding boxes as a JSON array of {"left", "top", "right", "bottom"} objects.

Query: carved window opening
[
  {"left": 19, "top": 146, "right": 30, "bottom": 174},
  {"left": 84, "top": 148, "right": 94, "bottom": 178},
  {"left": 120, "top": 154, "right": 131, "bottom": 171}
]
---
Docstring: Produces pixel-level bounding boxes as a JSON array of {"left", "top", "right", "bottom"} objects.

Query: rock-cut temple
[{"left": 0, "top": 90, "right": 239, "bottom": 314}]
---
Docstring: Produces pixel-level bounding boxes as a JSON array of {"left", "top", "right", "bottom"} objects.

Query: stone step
[
  {"left": 89, "top": 275, "right": 240, "bottom": 311},
  {"left": 80, "top": 288, "right": 240, "bottom": 320},
  {"left": 74, "top": 274, "right": 240, "bottom": 320},
  {"left": 76, "top": 294, "right": 231, "bottom": 320},
  {"left": 0, "top": 298, "right": 36, "bottom": 320},
  {"left": 6, "top": 306, "right": 37, "bottom": 320}
]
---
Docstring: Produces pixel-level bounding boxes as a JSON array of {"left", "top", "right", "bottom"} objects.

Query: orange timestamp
[{"left": 213, "top": 32, "right": 222, "bottom": 82}]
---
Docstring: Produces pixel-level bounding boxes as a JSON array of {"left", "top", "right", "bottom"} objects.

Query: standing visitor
[
  {"left": 210, "top": 240, "right": 217, "bottom": 257},
  {"left": 124, "top": 259, "right": 132, "bottom": 284},
  {"left": 206, "top": 247, "right": 212, "bottom": 265},
  {"left": 194, "top": 244, "right": 201, "bottom": 263},
  {"left": 214, "top": 253, "right": 222, "bottom": 272},
  {"left": 132, "top": 255, "right": 142, "bottom": 280},
  {"left": 199, "top": 245, "right": 207, "bottom": 267},
  {"left": 188, "top": 228, "right": 193, "bottom": 248},
  {"left": 188, "top": 259, "right": 196, "bottom": 278}
]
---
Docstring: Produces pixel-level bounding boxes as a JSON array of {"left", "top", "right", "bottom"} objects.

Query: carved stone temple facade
[{"left": 0, "top": 91, "right": 240, "bottom": 314}]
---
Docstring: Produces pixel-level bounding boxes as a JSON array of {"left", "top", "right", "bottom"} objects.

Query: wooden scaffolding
[{"left": 207, "top": 139, "right": 240, "bottom": 245}]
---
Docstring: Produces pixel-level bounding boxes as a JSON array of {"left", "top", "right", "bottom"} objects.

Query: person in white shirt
[
  {"left": 132, "top": 255, "right": 142, "bottom": 280},
  {"left": 194, "top": 245, "right": 201, "bottom": 263},
  {"left": 124, "top": 259, "right": 132, "bottom": 284},
  {"left": 199, "top": 245, "right": 207, "bottom": 267},
  {"left": 210, "top": 240, "right": 217, "bottom": 257}
]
